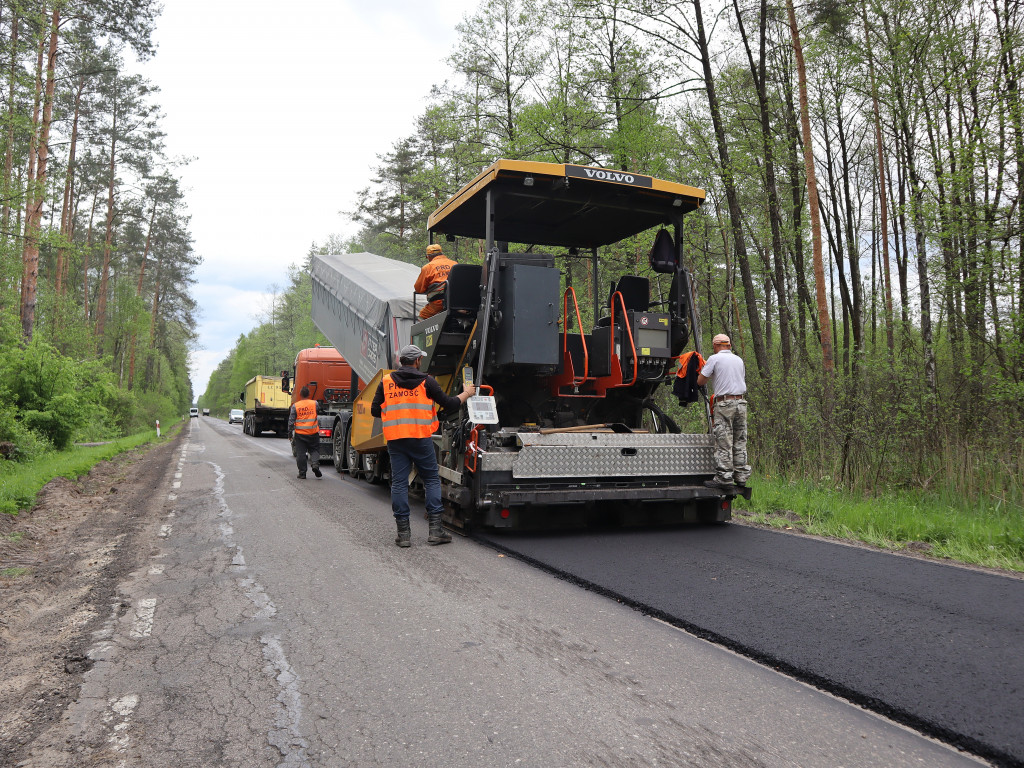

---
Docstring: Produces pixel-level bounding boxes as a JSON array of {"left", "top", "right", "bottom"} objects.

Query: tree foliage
[
  {"left": 342, "top": 0, "right": 1024, "bottom": 502},
  {"left": 0, "top": 0, "right": 198, "bottom": 462}
]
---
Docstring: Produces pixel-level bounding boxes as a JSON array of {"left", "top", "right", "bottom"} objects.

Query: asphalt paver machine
[{"left": 409, "top": 160, "right": 748, "bottom": 529}]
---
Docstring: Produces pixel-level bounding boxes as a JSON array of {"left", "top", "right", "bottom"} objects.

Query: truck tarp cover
[{"left": 311, "top": 252, "right": 421, "bottom": 384}]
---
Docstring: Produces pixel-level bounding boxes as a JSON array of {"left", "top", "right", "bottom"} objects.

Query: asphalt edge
[{"left": 472, "top": 531, "right": 1015, "bottom": 768}]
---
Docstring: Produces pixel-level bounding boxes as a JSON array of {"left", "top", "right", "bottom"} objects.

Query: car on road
[
  {"left": 202, "top": 408, "right": 210, "bottom": 416},
  {"left": 228, "top": 409, "right": 244, "bottom": 425},
  {"left": 189, "top": 407, "right": 199, "bottom": 418}
]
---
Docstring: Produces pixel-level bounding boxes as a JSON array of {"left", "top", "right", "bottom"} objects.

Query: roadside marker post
[{"left": 156, "top": 420, "right": 161, "bottom": 438}]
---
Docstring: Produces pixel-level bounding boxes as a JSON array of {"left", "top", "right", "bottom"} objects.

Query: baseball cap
[
  {"left": 426, "top": 243, "right": 443, "bottom": 256},
  {"left": 712, "top": 333, "right": 731, "bottom": 345},
  {"left": 399, "top": 344, "right": 427, "bottom": 362}
]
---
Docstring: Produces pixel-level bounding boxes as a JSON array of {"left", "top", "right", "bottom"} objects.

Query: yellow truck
[{"left": 240, "top": 375, "right": 291, "bottom": 437}]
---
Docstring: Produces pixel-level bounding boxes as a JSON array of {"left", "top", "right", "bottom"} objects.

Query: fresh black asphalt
[{"left": 475, "top": 523, "right": 1024, "bottom": 767}]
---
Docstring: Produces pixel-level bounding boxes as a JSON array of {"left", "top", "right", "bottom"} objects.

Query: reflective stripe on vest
[
  {"left": 380, "top": 374, "right": 438, "bottom": 440},
  {"left": 293, "top": 399, "right": 318, "bottom": 434}
]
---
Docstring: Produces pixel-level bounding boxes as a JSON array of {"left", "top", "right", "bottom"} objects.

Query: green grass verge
[
  {"left": 734, "top": 476, "right": 1024, "bottom": 573},
  {"left": 0, "top": 425, "right": 178, "bottom": 516}
]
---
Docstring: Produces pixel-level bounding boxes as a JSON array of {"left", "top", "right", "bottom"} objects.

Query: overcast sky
[{"left": 132, "top": 0, "right": 480, "bottom": 399}]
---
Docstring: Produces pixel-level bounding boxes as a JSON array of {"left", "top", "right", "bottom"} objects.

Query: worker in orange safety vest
[
  {"left": 414, "top": 243, "right": 457, "bottom": 319},
  {"left": 370, "top": 344, "right": 475, "bottom": 547},
  {"left": 288, "top": 386, "right": 322, "bottom": 479}
]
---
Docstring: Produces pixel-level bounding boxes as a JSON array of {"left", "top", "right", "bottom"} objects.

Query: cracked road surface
[{"left": 2, "top": 418, "right": 990, "bottom": 767}]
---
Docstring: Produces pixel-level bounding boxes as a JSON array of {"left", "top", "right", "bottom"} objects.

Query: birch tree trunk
[
  {"left": 880, "top": 11, "right": 937, "bottom": 396},
  {"left": 992, "top": 0, "right": 1023, "bottom": 373},
  {"left": 861, "top": 1, "right": 894, "bottom": 356},
  {"left": 783, "top": 74, "right": 817, "bottom": 360},
  {"left": 918, "top": 62, "right": 962, "bottom": 364},
  {"left": 820, "top": 108, "right": 853, "bottom": 373},
  {"left": 692, "top": 0, "right": 769, "bottom": 378},
  {"left": 732, "top": 0, "right": 792, "bottom": 372},
  {"left": 835, "top": 92, "right": 863, "bottom": 374},
  {"left": 785, "top": 0, "right": 835, "bottom": 383}
]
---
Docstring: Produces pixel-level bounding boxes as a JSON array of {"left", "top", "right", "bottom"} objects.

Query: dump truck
[
  {"left": 240, "top": 375, "right": 291, "bottom": 437},
  {"left": 308, "top": 252, "right": 421, "bottom": 481},
  {"left": 313, "top": 160, "right": 750, "bottom": 529},
  {"left": 281, "top": 345, "right": 362, "bottom": 465}
]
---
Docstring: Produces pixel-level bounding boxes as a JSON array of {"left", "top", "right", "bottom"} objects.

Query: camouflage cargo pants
[{"left": 711, "top": 399, "right": 751, "bottom": 484}]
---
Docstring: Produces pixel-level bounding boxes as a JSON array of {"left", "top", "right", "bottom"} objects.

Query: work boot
[
  {"left": 312, "top": 465, "right": 322, "bottom": 478},
  {"left": 394, "top": 517, "right": 411, "bottom": 548},
  {"left": 427, "top": 515, "right": 452, "bottom": 545}
]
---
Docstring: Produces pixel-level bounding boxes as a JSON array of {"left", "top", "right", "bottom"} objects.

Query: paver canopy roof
[{"left": 427, "top": 160, "right": 705, "bottom": 249}]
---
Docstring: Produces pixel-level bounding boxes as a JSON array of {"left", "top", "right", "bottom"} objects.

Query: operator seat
[
  {"left": 442, "top": 264, "right": 482, "bottom": 321},
  {"left": 589, "top": 275, "right": 651, "bottom": 380},
  {"left": 595, "top": 275, "right": 650, "bottom": 328},
  {"left": 611, "top": 275, "right": 650, "bottom": 312},
  {"left": 416, "top": 263, "right": 482, "bottom": 375}
]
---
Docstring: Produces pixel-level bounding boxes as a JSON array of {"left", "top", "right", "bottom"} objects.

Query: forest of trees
[
  {"left": 349, "top": 0, "right": 1024, "bottom": 504},
  {"left": 4, "top": 0, "right": 1015, "bottom": 506},
  {"left": 0, "top": 0, "right": 197, "bottom": 460},
  {"left": 202, "top": 0, "right": 1016, "bottom": 510}
]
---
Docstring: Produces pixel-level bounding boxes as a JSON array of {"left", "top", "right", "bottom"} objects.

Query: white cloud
[
  {"left": 133, "top": 0, "right": 479, "bottom": 395},
  {"left": 189, "top": 284, "right": 279, "bottom": 394}
]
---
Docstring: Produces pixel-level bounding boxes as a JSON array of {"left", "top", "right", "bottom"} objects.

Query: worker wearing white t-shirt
[{"left": 697, "top": 333, "right": 751, "bottom": 490}]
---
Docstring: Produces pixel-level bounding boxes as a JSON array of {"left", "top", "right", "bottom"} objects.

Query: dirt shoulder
[{"left": 0, "top": 430, "right": 181, "bottom": 766}]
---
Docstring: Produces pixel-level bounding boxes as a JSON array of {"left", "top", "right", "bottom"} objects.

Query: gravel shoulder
[{"left": 0, "top": 431, "right": 181, "bottom": 766}]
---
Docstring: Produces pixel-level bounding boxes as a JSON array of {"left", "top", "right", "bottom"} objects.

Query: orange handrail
[
  {"left": 465, "top": 425, "right": 483, "bottom": 472},
  {"left": 562, "top": 287, "right": 590, "bottom": 385},
  {"left": 609, "top": 291, "right": 638, "bottom": 386}
]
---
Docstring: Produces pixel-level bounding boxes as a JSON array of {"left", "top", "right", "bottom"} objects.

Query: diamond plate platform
[{"left": 479, "top": 432, "right": 717, "bottom": 479}]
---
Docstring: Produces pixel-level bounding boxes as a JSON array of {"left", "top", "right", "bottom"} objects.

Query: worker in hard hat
[
  {"left": 697, "top": 333, "right": 751, "bottom": 490},
  {"left": 414, "top": 243, "right": 457, "bottom": 319}
]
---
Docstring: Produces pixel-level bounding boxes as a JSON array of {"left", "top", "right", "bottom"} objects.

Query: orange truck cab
[{"left": 283, "top": 345, "right": 363, "bottom": 468}]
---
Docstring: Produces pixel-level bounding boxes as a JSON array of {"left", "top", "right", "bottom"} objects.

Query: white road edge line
[
  {"left": 103, "top": 693, "right": 139, "bottom": 756},
  {"left": 129, "top": 599, "right": 156, "bottom": 639},
  {"left": 208, "top": 460, "right": 309, "bottom": 764}
]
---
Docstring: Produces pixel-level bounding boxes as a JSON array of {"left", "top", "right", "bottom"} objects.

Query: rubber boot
[
  {"left": 427, "top": 515, "right": 451, "bottom": 545},
  {"left": 394, "top": 517, "right": 411, "bottom": 548}
]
